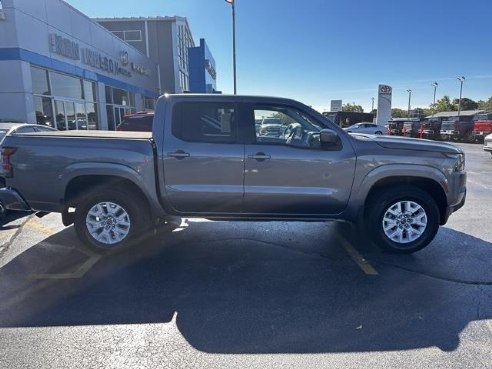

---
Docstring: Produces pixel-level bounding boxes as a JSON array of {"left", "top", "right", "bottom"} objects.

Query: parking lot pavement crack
[
  {"left": 195, "top": 237, "right": 347, "bottom": 261},
  {"left": 373, "top": 260, "right": 492, "bottom": 286}
]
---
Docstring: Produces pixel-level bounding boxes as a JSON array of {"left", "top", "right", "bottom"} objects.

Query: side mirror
[{"left": 320, "top": 129, "right": 339, "bottom": 145}]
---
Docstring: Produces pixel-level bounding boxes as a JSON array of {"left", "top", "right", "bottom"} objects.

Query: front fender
[{"left": 353, "top": 164, "right": 448, "bottom": 206}]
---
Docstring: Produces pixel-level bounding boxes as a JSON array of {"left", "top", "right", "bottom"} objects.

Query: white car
[
  {"left": 484, "top": 133, "right": 492, "bottom": 156},
  {"left": 343, "top": 122, "right": 385, "bottom": 135}
]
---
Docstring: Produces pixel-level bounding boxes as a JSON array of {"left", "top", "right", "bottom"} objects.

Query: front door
[
  {"left": 243, "top": 105, "right": 356, "bottom": 216},
  {"left": 162, "top": 100, "right": 245, "bottom": 214}
]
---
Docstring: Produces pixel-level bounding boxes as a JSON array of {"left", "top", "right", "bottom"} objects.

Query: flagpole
[{"left": 232, "top": 0, "right": 237, "bottom": 94}]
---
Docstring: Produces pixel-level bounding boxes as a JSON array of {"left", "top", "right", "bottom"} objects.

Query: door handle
[
  {"left": 167, "top": 150, "right": 190, "bottom": 159},
  {"left": 247, "top": 152, "right": 271, "bottom": 161}
]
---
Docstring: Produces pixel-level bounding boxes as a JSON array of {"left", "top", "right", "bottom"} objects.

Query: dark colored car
[{"left": 116, "top": 112, "right": 154, "bottom": 132}]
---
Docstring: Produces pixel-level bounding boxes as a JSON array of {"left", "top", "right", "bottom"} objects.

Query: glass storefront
[
  {"left": 31, "top": 66, "right": 155, "bottom": 131},
  {"left": 105, "top": 85, "right": 135, "bottom": 130},
  {"left": 31, "top": 65, "right": 99, "bottom": 130}
]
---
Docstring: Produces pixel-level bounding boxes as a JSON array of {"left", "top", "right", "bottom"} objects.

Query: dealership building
[
  {"left": 0, "top": 0, "right": 217, "bottom": 130},
  {"left": 96, "top": 17, "right": 217, "bottom": 94}
]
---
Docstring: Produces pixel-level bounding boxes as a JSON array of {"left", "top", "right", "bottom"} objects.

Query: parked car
[
  {"left": 0, "top": 94, "right": 466, "bottom": 255},
  {"left": 258, "top": 117, "right": 285, "bottom": 137},
  {"left": 117, "top": 112, "right": 154, "bottom": 132},
  {"left": 343, "top": 122, "right": 385, "bottom": 135},
  {"left": 484, "top": 133, "right": 492, "bottom": 156}
]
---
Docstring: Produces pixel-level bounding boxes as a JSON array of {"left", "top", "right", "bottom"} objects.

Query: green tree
[
  {"left": 430, "top": 96, "right": 455, "bottom": 113},
  {"left": 478, "top": 97, "right": 492, "bottom": 111},
  {"left": 452, "top": 97, "right": 478, "bottom": 111},
  {"left": 342, "top": 103, "right": 364, "bottom": 112},
  {"left": 391, "top": 108, "right": 406, "bottom": 118}
]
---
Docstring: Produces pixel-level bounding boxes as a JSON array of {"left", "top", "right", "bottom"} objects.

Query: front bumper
[
  {"left": 484, "top": 141, "right": 492, "bottom": 152},
  {"left": 0, "top": 188, "right": 31, "bottom": 211}
]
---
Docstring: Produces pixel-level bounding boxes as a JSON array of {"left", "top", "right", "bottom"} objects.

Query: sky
[{"left": 65, "top": 0, "right": 492, "bottom": 112}]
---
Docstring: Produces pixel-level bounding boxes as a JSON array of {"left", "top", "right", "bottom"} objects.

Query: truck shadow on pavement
[{"left": 0, "top": 221, "right": 491, "bottom": 354}]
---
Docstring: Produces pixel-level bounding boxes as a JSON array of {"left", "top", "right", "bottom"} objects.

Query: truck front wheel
[
  {"left": 367, "top": 186, "right": 440, "bottom": 254},
  {"left": 74, "top": 188, "right": 148, "bottom": 254}
]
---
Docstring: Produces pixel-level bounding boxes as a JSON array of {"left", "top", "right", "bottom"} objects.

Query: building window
[
  {"left": 31, "top": 65, "right": 99, "bottom": 130},
  {"left": 112, "top": 30, "right": 142, "bottom": 42},
  {"left": 31, "top": 67, "right": 50, "bottom": 95},
  {"left": 143, "top": 97, "right": 155, "bottom": 111},
  {"left": 50, "top": 71, "right": 83, "bottom": 100},
  {"left": 105, "top": 86, "right": 136, "bottom": 130}
]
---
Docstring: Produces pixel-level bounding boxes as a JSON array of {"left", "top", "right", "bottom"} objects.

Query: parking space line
[
  {"left": 25, "top": 218, "right": 57, "bottom": 236},
  {"left": 334, "top": 233, "right": 378, "bottom": 276},
  {"left": 27, "top": 253, "right": 101, "bottom": 280}
]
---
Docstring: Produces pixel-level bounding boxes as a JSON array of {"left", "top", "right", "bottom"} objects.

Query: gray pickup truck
[{"left": 0, "top": 94, "right": 466, "bottom": 254}]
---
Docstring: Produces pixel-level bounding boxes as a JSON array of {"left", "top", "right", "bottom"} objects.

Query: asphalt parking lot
[{"left": 0, "top": 143, "right": 491, "bottom": 369}]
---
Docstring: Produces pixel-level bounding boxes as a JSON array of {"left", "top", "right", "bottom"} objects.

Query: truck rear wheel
[
  {"left": 74, "top": 188, "right": 148, "bottom": 254},
  {"left": 367, "top": 185, "right": 440, "bottom": 254}
]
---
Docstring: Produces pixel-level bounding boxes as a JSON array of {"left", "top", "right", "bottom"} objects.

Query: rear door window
[{"left": 172, "top": 102, "right": 236, "bottom": 143}]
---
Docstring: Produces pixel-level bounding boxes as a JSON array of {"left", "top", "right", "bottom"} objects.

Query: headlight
[
  {"left": 444, "top": 153, "right": 465, "bottom": 171},
  {"left": 454, "top": 153, "right": 465, "bottom": 171}
]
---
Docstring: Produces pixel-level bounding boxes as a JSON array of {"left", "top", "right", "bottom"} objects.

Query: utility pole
[
  {"left": 431, "top": 82, "right": 438, "bottom": 116},
  {"left": 457, "top": 76, "right": 465, "bottom": 116},
  {"left": 407, "top": 89, "right": 412, "bottom": 118},
  {"left": 225, "top": 0, "right": 237, "bottom": 94}
]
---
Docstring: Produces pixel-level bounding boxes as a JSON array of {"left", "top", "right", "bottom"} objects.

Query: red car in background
[{"left": 116, "top": 112, "right": 154, "bottom": 132}]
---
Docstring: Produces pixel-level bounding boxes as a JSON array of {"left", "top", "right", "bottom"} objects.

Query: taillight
[{"left": 1, "top": 147, "right": 17, "bottom": 177}]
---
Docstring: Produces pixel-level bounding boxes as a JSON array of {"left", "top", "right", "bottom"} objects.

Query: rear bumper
[{"left": 0, "top": 188, "right": 31, "bottom": 211}]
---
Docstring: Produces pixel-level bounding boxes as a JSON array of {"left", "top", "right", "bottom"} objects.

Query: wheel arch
[
  {"left": 364, "top": 176, "right": 448, "bottom": 225},
  {"left": 63, "top": 174, "right": 154, "bottom": 226}
]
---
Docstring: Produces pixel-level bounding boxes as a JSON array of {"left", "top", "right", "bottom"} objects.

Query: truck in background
[
  {"left": 440, "top": 117, "right": 476, "bottom": 142},
  {"left": 471, "top": 113, "right": 492, "bottom": 143}
]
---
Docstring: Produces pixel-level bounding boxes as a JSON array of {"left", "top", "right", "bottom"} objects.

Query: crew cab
[{"left": 0, "top": 94, "right": 467, "bottom": 254}]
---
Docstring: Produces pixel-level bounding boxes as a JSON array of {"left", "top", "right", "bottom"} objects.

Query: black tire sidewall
[
  {"left": 368, "top": 186, "right": 440, "bottom": 254},
  {"left": 74, "top": 188, "right": 145, "bottom": 254}
]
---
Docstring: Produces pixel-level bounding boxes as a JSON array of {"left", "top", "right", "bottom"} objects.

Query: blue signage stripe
[{"left": 0, "top": 48, "right": 159, "bottom": 98}]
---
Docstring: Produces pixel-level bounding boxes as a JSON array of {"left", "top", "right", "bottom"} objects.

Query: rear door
[
  {"left": 161, "top": 101, "right": 245, "bottom": 214},
  {"left": 243, "top": 104, "right": 357, "bottom": 216}
]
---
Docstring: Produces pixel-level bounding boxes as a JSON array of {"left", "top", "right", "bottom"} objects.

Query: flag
[{"left": 225, "top": 0, "right": 233, "bottom": 4}]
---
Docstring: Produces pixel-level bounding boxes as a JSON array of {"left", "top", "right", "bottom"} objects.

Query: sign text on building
[{"left": 49, "top": 34, "right": 79, "bottom": 60}]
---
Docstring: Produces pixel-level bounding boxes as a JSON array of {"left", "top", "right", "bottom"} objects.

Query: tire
[
  {"left": 366, "top": 185, "right": 440, "bottom": 254},
  {"left": 74, "top": 187, "right": 149, "bottom": 254},
  {"left": 375, "top": 131, "right": 383, "bottom": 135}
]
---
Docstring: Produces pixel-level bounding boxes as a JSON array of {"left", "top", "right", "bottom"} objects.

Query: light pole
[
  {"left": 431, "top": 82, "right": 438, "bottom": 116},
  {"left": 407, "top": 89, "right": 412, "bottom": 118},
  {"left": 225, "top": 0, "right": 237, "bottom": 94},
  {"left": 457, "top": 76, "right": 465, "bottom": 116}
]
